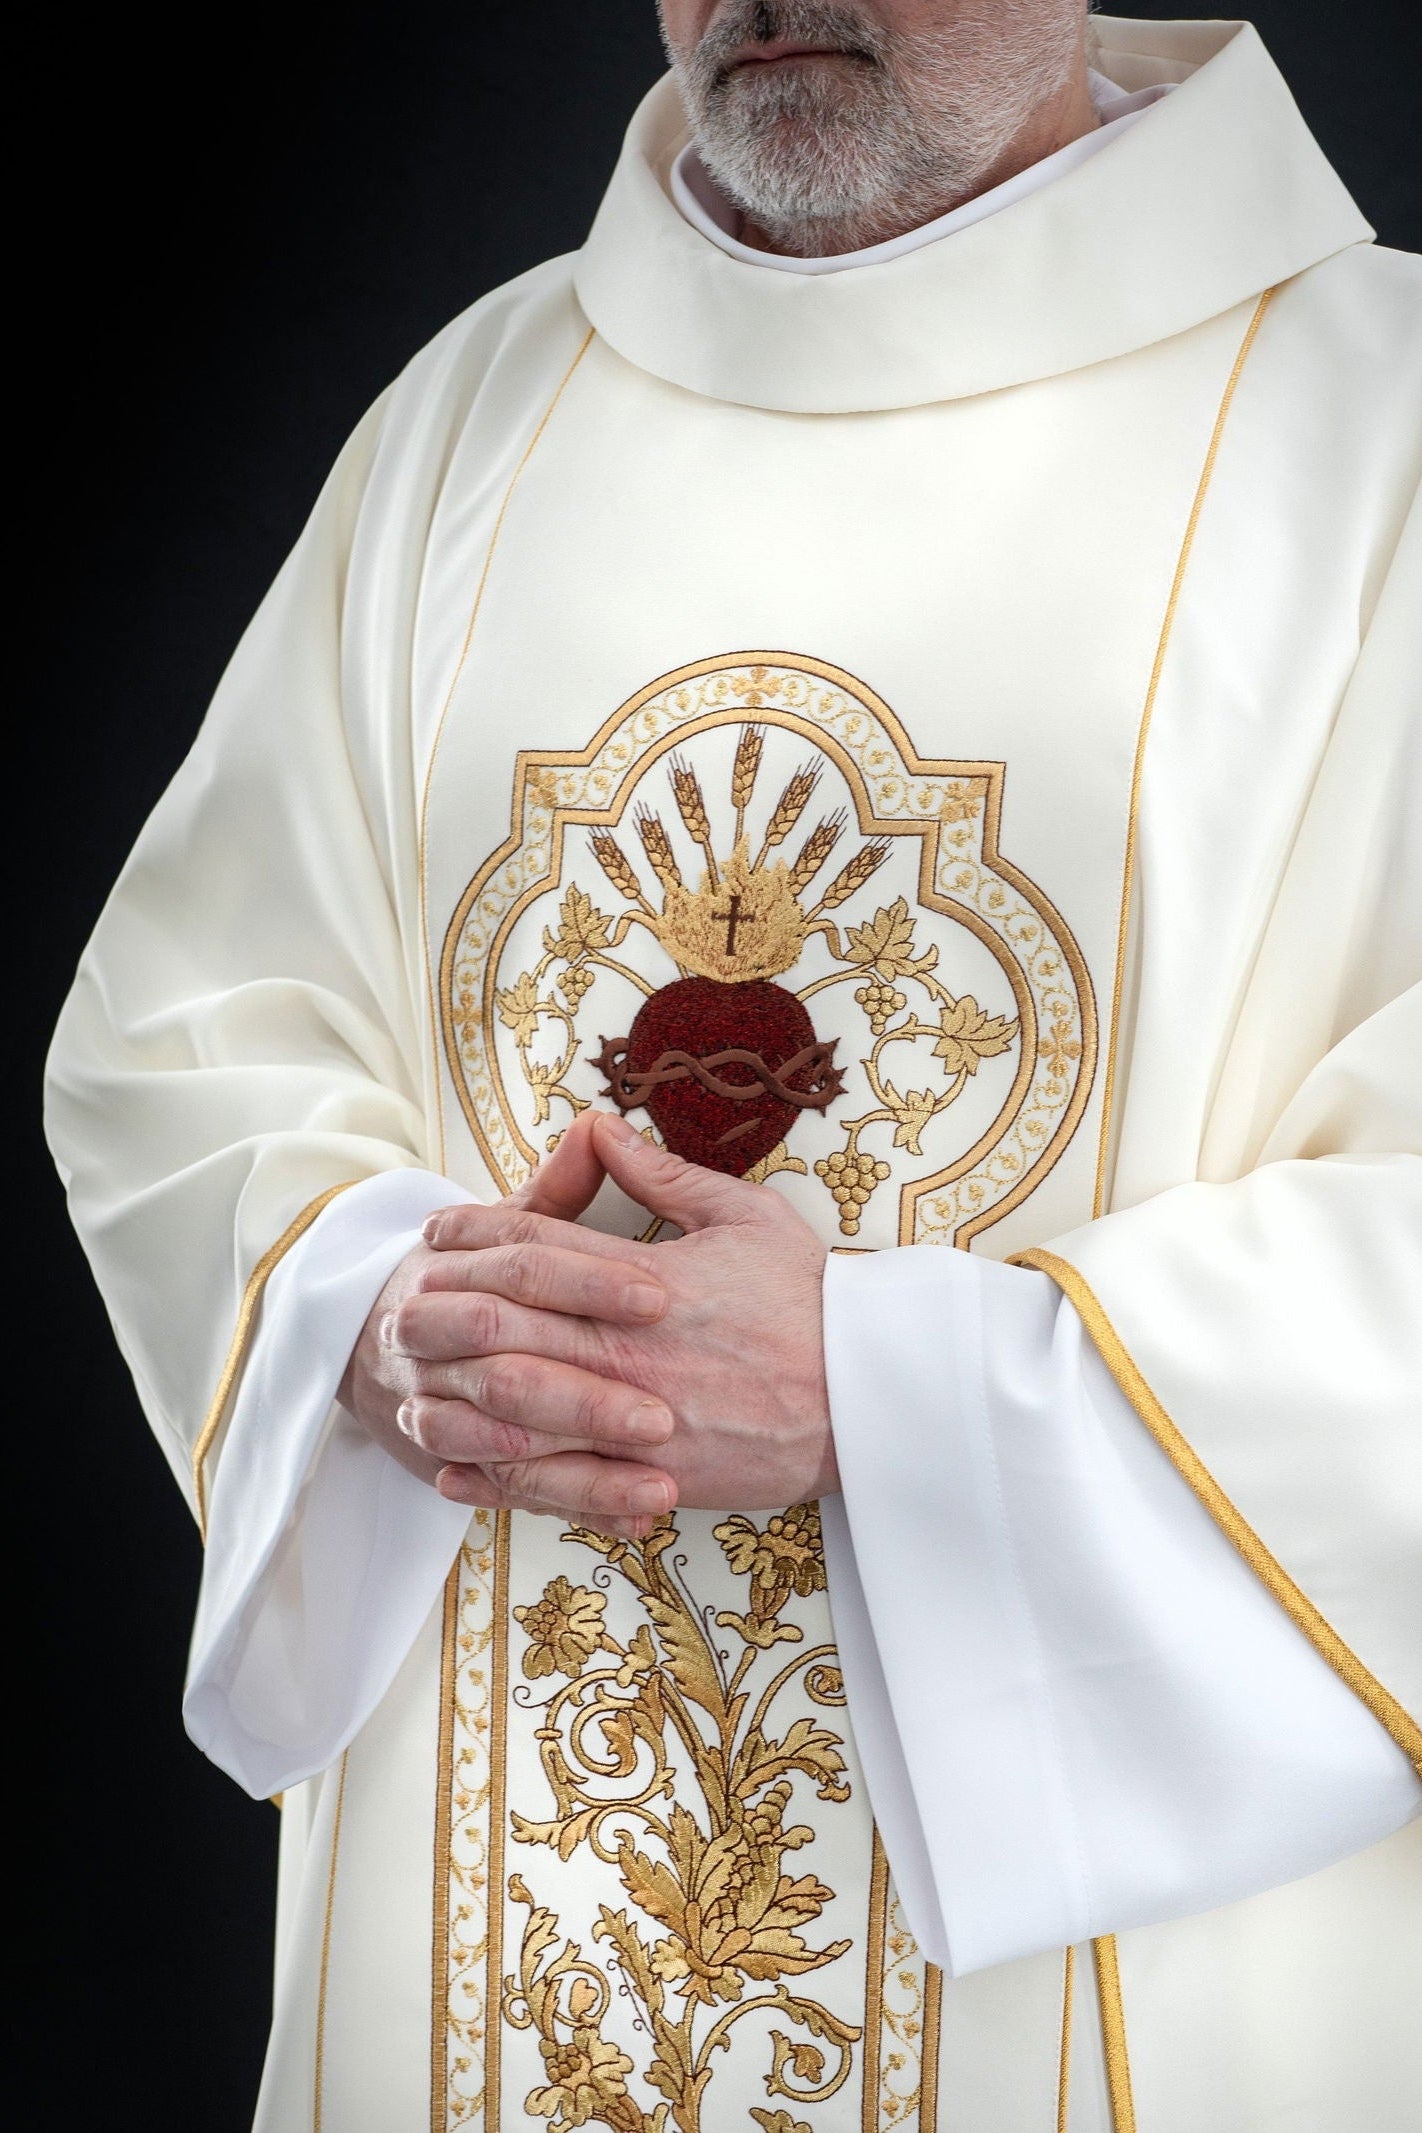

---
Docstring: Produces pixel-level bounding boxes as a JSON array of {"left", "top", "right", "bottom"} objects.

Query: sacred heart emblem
[
  {"left": 584, "top": 737, "right": 876, "bottom": 1173},
  {"left": 594, "top": 975, "right": 840, "bottom": 1175}
]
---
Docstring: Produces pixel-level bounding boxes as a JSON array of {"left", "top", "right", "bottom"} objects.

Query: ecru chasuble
[{"left": 45, "top": 16, "right": 1422, "bottom": 2133}]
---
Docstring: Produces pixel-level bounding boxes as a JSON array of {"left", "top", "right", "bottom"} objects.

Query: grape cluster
[
  {"left": 854, "top": 978, "right": 906, "bottom": 1033},
  {"left": 815, "top": 1146, "right": 892, "bottom": 1234},
  {"left": 558, "top": 963, "right": 595, "bottom": 1006}
]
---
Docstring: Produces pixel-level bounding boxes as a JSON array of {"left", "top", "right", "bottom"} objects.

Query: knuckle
[
  {"left": 501, "top": 1244, "right": 543, "bottom": 1305},
  {"left": 479, "top": 1356, "right": 523, "bottom": 1415},
  {"left": 500, "top": 1457, "right": 545, "bottom": 1504},
  {"left": 499, "top": 1209, "right": 542, "bottom": 1249},
  {"left": 574, "top": 1382, "right": 616, "bottom": 1438},
  {"left": 462, "top": 1293, "right": 502, "bottom": 1351},
  {"left": 483, "top": 1416, "right": 531, "bottom": 1462},
  {"left": 390, "top": 1298, "right": 423, "bottom": 1349}
]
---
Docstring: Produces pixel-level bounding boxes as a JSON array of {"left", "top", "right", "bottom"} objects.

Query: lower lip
[{"left": 734, "top": 49, "right": 853, "bottom": 69}]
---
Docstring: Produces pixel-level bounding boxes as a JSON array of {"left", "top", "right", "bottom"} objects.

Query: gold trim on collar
[
  {"left": 1016, "top": 1246, "right": 1422, "bottom": 1772},
  {"left": 191, "top": 1180, "right": 357, "bottom": 1537}
]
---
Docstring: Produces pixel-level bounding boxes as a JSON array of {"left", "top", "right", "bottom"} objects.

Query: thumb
[
  {"left": 591, "top": 1112, "right": 757, "bottom": 1232},
  {"left": 509, "top": 1109, "right": 608, "bottom": 1221}
]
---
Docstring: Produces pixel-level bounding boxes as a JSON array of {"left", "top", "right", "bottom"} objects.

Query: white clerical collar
[
  {"left": 576, "top": 21, "right": 1372, "bottom": 413},
  {"left": 670, "top": 70, "right": 1174, "bottom": 274}
]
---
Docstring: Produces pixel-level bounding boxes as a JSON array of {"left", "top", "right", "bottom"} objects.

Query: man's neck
[{"left": 737, "top": 67, "right": 1100, "bottom": 260}]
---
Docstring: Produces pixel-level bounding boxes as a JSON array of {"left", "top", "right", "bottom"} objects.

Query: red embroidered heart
[{"left": 616, "top": 976, "right": 840, "bottom": 1176}]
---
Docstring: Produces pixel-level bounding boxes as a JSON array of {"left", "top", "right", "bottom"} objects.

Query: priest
[{"left": 47, "top": 7, "right": 1421, "bottom": 2129}]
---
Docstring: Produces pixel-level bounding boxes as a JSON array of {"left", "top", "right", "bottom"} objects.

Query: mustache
[{"left": 693, "top": 1, "right": 888, "bottom": 88}]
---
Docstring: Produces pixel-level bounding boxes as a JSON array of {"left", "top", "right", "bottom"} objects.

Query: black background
[{"left": 16, "top": 5, "right": 1417, "bottom": 2123}]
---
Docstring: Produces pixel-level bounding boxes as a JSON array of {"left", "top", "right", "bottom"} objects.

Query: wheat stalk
[
  {"left": 787, "top": 813, "right": 846, "bottom": 895},
  {"left": 590, "top": 831, "right": 652, "bottom": 911},
  {"left": 810, "top": 839, "right": 892, "bottom": 914},
  {"left": 635, "top": 808, "right": 684, "bottom": 894},
  {"left": 755, "top": 764, "right": 819, "bottom": 866},
  {"left": 731, "top": 724, "right": 764, "bottom": 842},
  {"left": 669, "top": 756, "right": 719, "bottom": 883}
]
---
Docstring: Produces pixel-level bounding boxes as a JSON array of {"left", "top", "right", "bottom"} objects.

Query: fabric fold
[
  {"left": 822, "top": 1246, "right": 1422, "bottom": 1973},
  {"left": 184, "top": 1169, "right": 477, "bottom": 1798}
]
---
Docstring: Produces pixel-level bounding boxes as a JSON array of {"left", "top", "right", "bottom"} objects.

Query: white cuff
[
  {"left": 183, "top": 1170, "right": 478, "bottom": 1798},
  {"left": 822, "top": 1247, "right": 1422, "bottom": 1975}
]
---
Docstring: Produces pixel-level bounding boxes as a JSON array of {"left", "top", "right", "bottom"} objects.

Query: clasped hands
[{"left": 340, "top": 1111, "right": 838, "bottom": 1537}]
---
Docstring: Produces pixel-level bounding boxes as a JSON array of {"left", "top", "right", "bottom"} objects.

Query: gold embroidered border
[
  {"left": 861, "top": 1833, "right": 889, "bottom": 2133},
  {"left": 484, "top": 1514, "right": 510, "bottom": 2127},
  {"left": 1056, "top": 1944, "right": 1075, "bottom": 2133},
  {"left": 191, "top": 1180, "right": 356, "bottom": 1536},
  {"left": 439, "top": 652, "right": 1097, "bottom": 1250},
  {"left": 1091, "top": 1936, "right": 1135, "bottom": 2133},
  {"left": 1016, "top": 1248, "right": 1422, "bottom": 1771},
  {"left": 1092, "top": 287, "right": 1276, "bottom": 1218},
  {"left": 430, "top": 1560, "right": 461, "bottom": 2132},
  {"left": 419, "top": 327, "right": 597, "bottom": 1174},
  {"left": 920, "top": 1963, "right": 942, "bottom": 2133},
  {"left": 313, "top": 1750, "right": 351, "bottom": 2133}
]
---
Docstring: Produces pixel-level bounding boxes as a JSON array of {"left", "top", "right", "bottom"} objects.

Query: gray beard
[{"left": 665, "top": 0, "right": 1083, "bottom": 256}]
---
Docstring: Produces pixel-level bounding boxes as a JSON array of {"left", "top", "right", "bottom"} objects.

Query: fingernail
[
  {"left": 627, "top": 1283, "right": 665, "bottom": 1322},
  {"left": 601, "top": 1114, "right": 641, "bottom": 1146},
  {"left": 421, "top": 1216, "right": 442, "bottom": 1243},
  {"left": 396, "top": 1400, "right": 420, "bottom": 1442},
  {"left": 629, "top": 1480, "right": 670, "bottom": 1517},
  {"left": 627, "top": 1401, "right": 673, "bottom": 1443},
  {"left": 379, "top": 1312, "right": 399, "bottom": 1349}
]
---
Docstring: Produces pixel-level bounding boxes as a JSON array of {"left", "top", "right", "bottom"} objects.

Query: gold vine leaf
[
  {"left": 882, "top": 1083, "right": 941, "bottom": 1157},
  {"left": 752, "top": 2113, "right": 813, "bottom": 2133},
  {"left": 933, "top": 994, "right": 1018, "bottom": 1074},
  {"left": 495, "top": 969, "right": 546, "bottom": 1044},
  {"left": 844, "top": 897, "right": 939, "bottom": 979},
  {"left": 543, "top": 881, "right": 614, "bottom": 962}
]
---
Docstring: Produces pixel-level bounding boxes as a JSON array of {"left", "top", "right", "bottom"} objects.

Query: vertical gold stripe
[
  {"left": 192, "top": 1179, "right": 357, "bottom": 1535},
  {"left": 861, "top": 1831, "right": 889, "bottom": 2133},
  {"left": 429, "top": 1559, "right": 461, "bottom": 2133},
  {"left": 1092, "top": 1937, "right": 1136, "bottom": 2133},
  {"left": 419, "top": 326, "right": 597, "bottom": 1173},
  {"left": 483, "top": 1512, "right": 512, "bottom": 2130},
  {"left": 1092, "top": 288, "right": 1276, "bottom": 1218},
  {"left": 313, "top": 1750, "right": 351, "bottom": 2133},
  {"left": 920, "top": 1963, "right": 942, "bottom": 2133},
  {"left": 1013, "top": 1248, "right": 1422, "bottom": 1767},
  {"left": 1056, "top": 1944, "right": 1075, "bottom": 2133}
]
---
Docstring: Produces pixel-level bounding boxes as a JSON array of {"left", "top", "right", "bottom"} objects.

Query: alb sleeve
[{"left": 822, "top": 1248, "right": 1421, "bottom": 1977}]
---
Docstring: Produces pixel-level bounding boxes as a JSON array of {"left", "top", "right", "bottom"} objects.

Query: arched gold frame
[{"left": 439, "top": 652, "right": 1097, "bottom": 1248}]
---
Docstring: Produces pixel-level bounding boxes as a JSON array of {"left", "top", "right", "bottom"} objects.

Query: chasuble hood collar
[{"left": 574, "top": 17, "right": 1372, "bottom": 413}]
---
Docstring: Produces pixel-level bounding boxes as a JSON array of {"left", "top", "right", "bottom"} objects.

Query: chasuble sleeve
[
  {"left": 44, "top": 386, "right": 504, "bottom": 1794},
  {"left": 44, "top": 393, "right": 432, "bottom": 1518},
  {"left": 1024, "top": 483, "right": 1422, "bottom": 1769}
]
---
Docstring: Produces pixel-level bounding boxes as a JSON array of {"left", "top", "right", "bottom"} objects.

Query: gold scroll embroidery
[{"left": 496, "top": 1508, "right": 860, "bottom": 2133}]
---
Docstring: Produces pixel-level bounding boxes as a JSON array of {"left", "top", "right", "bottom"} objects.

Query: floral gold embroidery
[{"left": 504, "top": 1513, "right": 859, "bottom": 2133}]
